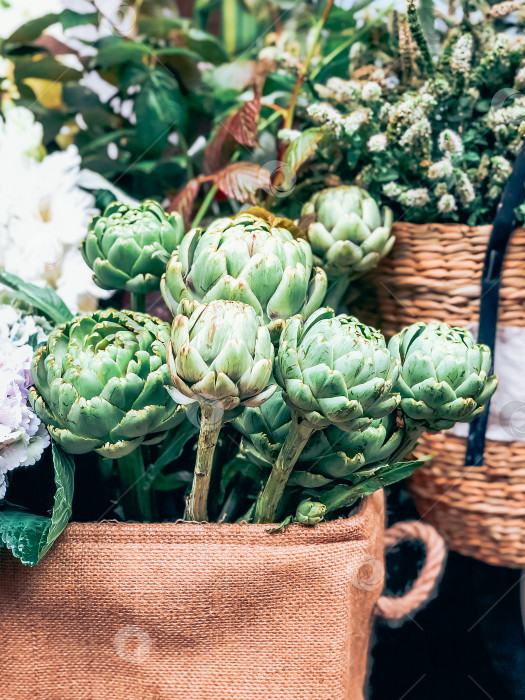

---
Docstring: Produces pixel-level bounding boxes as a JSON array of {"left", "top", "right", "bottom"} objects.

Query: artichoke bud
[
  {"left": 276, "top": 308, "right": 400, "bottom": 431},
  {"left": 29, "top": 310, "right": 184, "bottom": 457},
  {"left": 81, "top": 200, "right": 185, "bottom": 294},
  {"left": 389, "top": 322, "right": 498, "bottom": 432},
  {"left": 296, "top": 499, "right": 326, "bottom": 525},
  {"left": 160, "top": 210, "right": 328, "bottom": 335},
  {"left": 301, "top": 185, "right": 394, "bottom": 280},
  {"left": 167, "top": 300, "right": 276, "bottom": 412}
]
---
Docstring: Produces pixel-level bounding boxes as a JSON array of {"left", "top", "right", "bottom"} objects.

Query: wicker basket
[{"left": 366, "top": 222, "right": 525, "bottom": 568}]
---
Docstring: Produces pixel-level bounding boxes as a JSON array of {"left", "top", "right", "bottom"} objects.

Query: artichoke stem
[
  {"left": 130, "top": 292, "right": 146, "bottom": 313},
  {"left": 254, "top": 415, "right": 314, "bottom": 524},
  {"left": 389, "top": 424, "right": 425, "bottom": 464},
  {"left": 325, "top": 276, "right": 350, "bottom": 311},
  {"left": 116, "top": 447, "right": 153, "bottom": 522},
  {"left": 185, "top": 403, "right": 222, "bottom": 522}
]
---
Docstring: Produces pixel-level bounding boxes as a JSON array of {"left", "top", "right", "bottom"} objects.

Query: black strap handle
[{"left": 465, "top": 141, "right": 525, "bottom": 466}]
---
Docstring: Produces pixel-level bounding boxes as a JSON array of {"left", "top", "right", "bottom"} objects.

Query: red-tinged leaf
[
  {"left": 213, "top": 162, "right": 271, "bottom": 205},
  {"left": 229, "top": 93, "right": 261, "bottom": 148},
  {"left": 204, "top": 94, "right": 262, "bottom": 173},
  {"left": 283, "top": 127, "right": 326, "bottom": 174},
  {"left": 166, "top": 178, "right": 201, "bottom": 229}
]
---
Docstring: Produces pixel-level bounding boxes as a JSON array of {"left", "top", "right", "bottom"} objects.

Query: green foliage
[{"left": 0, "top": 444, "right": 74, "bottom": 566}]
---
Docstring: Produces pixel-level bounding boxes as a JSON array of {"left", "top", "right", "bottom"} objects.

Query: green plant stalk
[
  {"left": 185, "top": 403, "right": 222, "bottom": 521},
  {"left": 254, "top": 415, "right": 314, "bottom": 524},
  {"left": 130, "top": 292, "right": 146, "bottom": 313},
  {"left": 388, "top": 421, "right": 425, "bottom": 465},
  {"left": 116, "top": 447, "right": 153, "bottom": 522}
]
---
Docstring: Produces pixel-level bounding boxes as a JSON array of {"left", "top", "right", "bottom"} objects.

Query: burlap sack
[{"left": 0, "top": 491, "right": 444, "bottom": 700}]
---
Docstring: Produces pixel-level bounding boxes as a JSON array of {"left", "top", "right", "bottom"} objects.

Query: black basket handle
[{"left": 465, "top": 141, "right": 525, "bottom": 466}]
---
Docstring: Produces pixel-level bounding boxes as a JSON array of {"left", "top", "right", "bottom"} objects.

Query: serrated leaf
[
  {"left": 0, "top": 444, "right": 75, "bottom": 566},
  {"left": 283, "top": 127, "right": 326, "bottom": 173},
  {"left": 204, "top": 94, "right": 261, "bottom": 173},
  {"left": 166, "top": 178, "right": 202, "bottom": 229},
  {"left": 212, "top": 162, "right": 270, "bottom": 204},
  {"left": 0, "top": 270, "right": 72, "bottom": 324}
]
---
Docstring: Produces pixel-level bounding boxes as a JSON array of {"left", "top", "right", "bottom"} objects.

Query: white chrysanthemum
[
  {"left": 367, "top": 133, "right": 387, "bottom": 152},
  {"left": 0, "top": 338, "right": 50, "bottom": 499},
  {"left": 438, "top": 194, "right": 457, "bottom": 213},
  {"left": 438, "top": 129, "right": 464, "bottom": 156},
  {"left": 0, "top": 110, "right": 113, "bottom": 312},
  {"left": 0, "top": 0, "right": 62, "bottom": 39},
  {"left": 399, "top": 188, "right": 430, "bottom": 208},
  {"left": 428, "top": 159, "right": 454, "bottom": 179}
]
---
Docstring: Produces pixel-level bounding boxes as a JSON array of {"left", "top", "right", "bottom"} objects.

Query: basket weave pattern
[{"left": 370, "top": 222, "right": 525, "bottom": 568}]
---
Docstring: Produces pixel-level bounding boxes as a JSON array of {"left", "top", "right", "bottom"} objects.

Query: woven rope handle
[{"left": 375, "top": 520, "right": 447, "bottom": 623}]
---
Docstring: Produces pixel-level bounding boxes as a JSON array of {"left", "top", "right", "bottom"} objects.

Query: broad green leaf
[
  {"left": 134, "top": 69, "right": 186, "bottom": 155},
  {"left": 185, "top": 27, "right": 228, "bottom": 64},
  {"left": 59, "top": 10, "right": 99, "bottom": 30},
  {"left": 319, "top": 459, "right": 428, "bottom": 514},
  {"left": 0, "top": 270, "right": 72, "bottom": 324},
  {"left": 0, "top": 444, "right": 75, "bottom": 566},
  {"left": 283, "top": 128, "right": 326, "bottom": 174},
  {"left": 95, "top": 39, "right": 151, "bottom": 69},
  {"left": 6, "top": 13, "right": 59, "bottom": 43},
  {"left": 14, "top": 55, "right": 82, "bottom": 82},
  {"left": 151, "top": 421, "right": 199, "bottom": 472}
]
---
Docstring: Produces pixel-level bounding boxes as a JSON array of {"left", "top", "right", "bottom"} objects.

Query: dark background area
[{"left": 371, "top": 484, "right": 525, "bottom": 700}]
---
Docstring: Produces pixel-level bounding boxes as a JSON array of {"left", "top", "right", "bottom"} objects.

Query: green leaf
[
  {"left": 95, "top": 39, "right": 151, "bottom": 69},
  {"left": 319, "top": 459, "right": 428, "bottom": 514},
  {"left": 134, "top": 69, "right": 186, "bottom": 155},
  {"left": 0, "top": 444, "right": 75, "bottom": 566},
  {"left": 283, "top": 128, "right": 326, "bottom": 173},
  {"left": 152, "top": 421, "right": 199, "bottom": 472},
  {"left": 59, "top": 10, "right": 99, "bottom": 30},
  {"left": 185, "top": 27, "right": 228, "bottom": 64},
  {"left": 6, "top": 13, "right": 59, "bottom": 43},
  {"left": 0, "top": 270, "right": 73, "bottom": 324},
  {"left": 13, "top": 55, "right": 82, "bottom": 82}
]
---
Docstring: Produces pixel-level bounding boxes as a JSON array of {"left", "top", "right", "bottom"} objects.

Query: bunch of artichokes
[{"left": 22, "top": 192, "right": 498, "bottom": 531}]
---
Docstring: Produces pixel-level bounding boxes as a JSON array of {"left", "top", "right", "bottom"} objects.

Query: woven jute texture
[
  {"left": 360, "top": 222, "right": 525, "bottom": 568},
  {"left": 0, "top": 491, "right": 384, "bottom": 700}
]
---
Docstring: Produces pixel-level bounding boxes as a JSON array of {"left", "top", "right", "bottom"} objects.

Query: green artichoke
[
  {"left": 254, "top": 309, "right": 400, "bottom": 523},
  {"left": 275, "top": 309, "right": 400, "bottom": 432},
  {"left": 301, "top": 186, "right": 394, "bottom": 308},
  {"left": 233, "top": 387, "right": 402, "bottom": 485},
  {"left": 161, "top": 210, "right": 327, "bottom": 335},
  {"left": 167, "top": 300, "right": 276, "bottom": 412},
  {"left": 81, "top": 200, "right": 185, "bottom": 294},
  {"left": 295, "top": 499, "right": 326, "bottom": 525},
  {"left": 388, "top": 322, "right": 498, "bottom": 432},
  {"left": 29, "top": 309, "right": 182, "bottom": 458}
]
